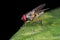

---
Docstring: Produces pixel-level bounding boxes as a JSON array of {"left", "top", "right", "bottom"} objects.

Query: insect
[{"left": 21, "top": 3, "right": 49, "bottom": 22}]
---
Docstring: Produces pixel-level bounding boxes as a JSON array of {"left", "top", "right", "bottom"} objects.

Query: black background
[{"left": 1, "top": 0, "right": 60, "bottom": 40}]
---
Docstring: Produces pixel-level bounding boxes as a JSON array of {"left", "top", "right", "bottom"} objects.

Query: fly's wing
[
  {"left": 37, "top": 8, "right": 50, "bottom": 18},
  {"left": 41, "top": 8, "right": 50, "bottom": 12},
  {"left": 26, "top": 3, "right": 46, "bottom": 15},
  {"left": 32, "top": 3, "right": 46, "bottom": 13},
  {"left": 25, "top": 3, "right": 46, "bottom": 21}
]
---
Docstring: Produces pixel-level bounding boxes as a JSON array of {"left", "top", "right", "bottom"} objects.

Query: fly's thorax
[
  {"left": 26, "top": 11, "right": 35, "bottom": 21},
  {"left": 26, "top": 14, "right": 34, "bottom": 21}
]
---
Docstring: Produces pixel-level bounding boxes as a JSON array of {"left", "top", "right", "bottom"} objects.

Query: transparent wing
[
  {"left": 26, "top": 3, "right": 46, "bottom": 15},
  {"left": 32, "top": 3, "right": 46, "bottom": 12}
]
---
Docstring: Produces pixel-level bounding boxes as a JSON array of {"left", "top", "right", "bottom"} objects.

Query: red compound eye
[{"left": 21, "top": 14, "right": 26, "bottom": 22}]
